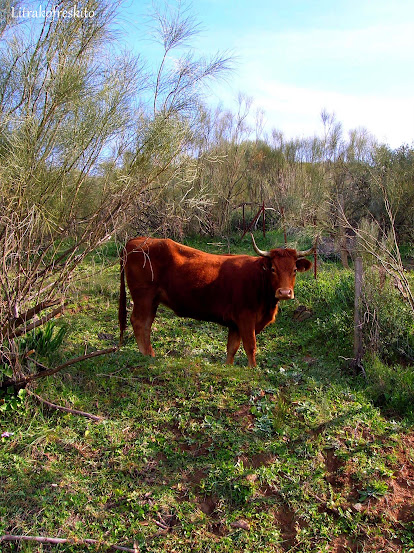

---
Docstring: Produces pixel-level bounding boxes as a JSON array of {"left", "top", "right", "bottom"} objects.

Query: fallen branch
[
  {"left": 26, "top": 390, "right": 105, "bottom": 422},
  {"left": 0, "top": 534, "right": 139, "bottom": 552},
  {"left": 11, "top": 346, "right": 118, "bottom": 388},
  {"left": 14, "top": 304, "right": 66, "bottom": 337}
]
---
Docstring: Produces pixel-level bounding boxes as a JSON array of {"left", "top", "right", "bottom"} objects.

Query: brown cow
[{"left": 119, "top": 235, "right": 315, "bottom": 367}]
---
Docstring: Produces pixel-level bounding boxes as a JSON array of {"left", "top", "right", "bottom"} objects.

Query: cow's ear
[{"left": 296, "top": 258, "right": 312, "bottom": 272}]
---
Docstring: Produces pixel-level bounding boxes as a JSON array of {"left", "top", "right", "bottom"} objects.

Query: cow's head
[{"left": 251, "top": 234, "right": 315, "bottom": 300}]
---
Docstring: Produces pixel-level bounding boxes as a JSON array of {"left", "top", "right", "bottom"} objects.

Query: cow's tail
[{"left": 119, "top": 248, "right": 127, "bottom": 346}]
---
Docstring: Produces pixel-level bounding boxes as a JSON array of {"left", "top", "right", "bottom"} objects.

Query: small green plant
[
  {"left": 200, "top": 461, "right": 255, "bottom": 505},
  {"left": 358, "top": 480, "right": 389, "bottom": 502},
  {"left": 250, "top": 392, "right": 291, "bottom": 436},
  {"left": 0, "top": 387, "right": 26, "bottom": 413},
  {"left": 294, "top": 400, "right": 319, "bottom": 422},
  {"left": 0, "top": 362, "right": 12, "bottom": 385},
  {"left": 20, "top": 321, "right": 66, "bottom": 358}
]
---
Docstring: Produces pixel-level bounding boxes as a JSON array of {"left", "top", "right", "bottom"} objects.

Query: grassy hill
[{"left": 1, "top": 234, "right": 413, "bottom": 552}]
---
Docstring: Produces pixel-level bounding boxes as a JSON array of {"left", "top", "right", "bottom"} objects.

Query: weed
[
  {"left": 0, "top": 387, "right": 26, "bottom": 414},
  {"left": 358, "top": 480, "right": 390, "bottom": 502},
  {"left": 0, "top": 362, "right": 12, "bottom": 385},
  {"left": 20, "top": 321, "right": 67, "bottom": 358},
  {"left": 200, "top": 460, "right": 256, "bottom": 505}
]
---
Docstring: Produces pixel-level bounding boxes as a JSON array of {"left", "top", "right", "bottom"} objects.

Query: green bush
[
  {"left": 364, "top": 354, "right": 414, "bottom": 417},
  {"left": 289, "top": 266, "right": 355, "bottom": 356},
  {"left": 361, "top": 269, "right": 414, "bottom": 363}
]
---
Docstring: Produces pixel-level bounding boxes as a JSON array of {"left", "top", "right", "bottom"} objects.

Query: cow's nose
[{"left": 276, "top": 288, "right": 294, "bottom": 300}]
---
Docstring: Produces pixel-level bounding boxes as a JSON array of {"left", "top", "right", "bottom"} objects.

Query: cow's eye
[
  {"left": 293, "top": 268, "right": 298, "bottom": 274},
  {"left": 271, "top": 267, "right": 276, "bottom": 273}
]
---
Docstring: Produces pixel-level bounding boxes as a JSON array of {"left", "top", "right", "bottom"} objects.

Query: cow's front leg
[
  {"left": 226, "top": 326, "right": 241, "bottom": 364},
  {"left": 238, "top": 321, "right": 257, "bottom": 367}
]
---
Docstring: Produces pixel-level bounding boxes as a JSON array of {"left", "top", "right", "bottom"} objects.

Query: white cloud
[
  {"left": 254, "top": 23, "right": 414, "bottom": 65},
  {"left": 209, "top": 21, "right": 414, "bottom": 147},
  {"left": 249, "top": 80, "right": 414, "bottom": 147}
]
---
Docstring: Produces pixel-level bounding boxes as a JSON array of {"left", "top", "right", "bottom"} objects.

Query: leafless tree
[{"left": 338, "top": 176, "right": 414, "bottom": 314}]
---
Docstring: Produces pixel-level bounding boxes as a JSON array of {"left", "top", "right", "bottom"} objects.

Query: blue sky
[
  {"left": 120, "top": 0, "right": 414, "bottom": 148},
  {"left": 8, "top": 0, "right": 413, "bottom": 147}
]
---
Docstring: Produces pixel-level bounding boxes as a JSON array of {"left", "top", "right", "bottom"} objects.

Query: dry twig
[
  {"left": 26, "top": 390, "right": 105, "bottom": 422},
  {"left": 1, "top": 534, "right": 139, "bottom": 552},
  {"left": 11, "top": 346, "right": 118, "bottom": 388}
]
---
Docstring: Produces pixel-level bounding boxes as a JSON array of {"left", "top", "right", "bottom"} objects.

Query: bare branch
[
  {"left": 0, "top": 534, "right": 138, "bottom": 552},
  {"left": 337, "top": 181, "right": 414, "bottom": 314},
  {"left": 26, "top": 390, "right": 105, "bottom": 422},
  {"left": 10, "top": 346, "right": 118, "bottom": 388}
]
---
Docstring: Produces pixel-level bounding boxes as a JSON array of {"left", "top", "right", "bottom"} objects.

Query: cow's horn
[
  {"left": 250, "top": 233, "right": 271, "bottom": 257},
  {"left": 297, "top": 235, "right": 319, "bottom": 257}
]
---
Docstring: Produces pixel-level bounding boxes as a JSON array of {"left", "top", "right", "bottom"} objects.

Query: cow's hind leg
[
  {"left": 130, "top": 295, "right": 158, "bottom": 357},
  {"left": 226, "top": 327, "right": 241, "bottom": 364}
]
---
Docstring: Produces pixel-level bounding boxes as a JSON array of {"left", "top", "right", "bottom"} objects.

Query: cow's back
[{"left": 124, "top": 237, "right": 176, "bottom": 285}]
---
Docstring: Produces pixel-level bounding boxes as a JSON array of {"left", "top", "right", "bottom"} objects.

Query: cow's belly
[
  {"left": 161, "top": 291, "right": 278, "bottom": 334},
  {"left": 160, "top": 291, "right": 231, "bottom": 327}
]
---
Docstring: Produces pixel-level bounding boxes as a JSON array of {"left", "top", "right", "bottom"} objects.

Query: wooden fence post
[{"left": 353, "top": 257, "right": 364, "bottom": 370}]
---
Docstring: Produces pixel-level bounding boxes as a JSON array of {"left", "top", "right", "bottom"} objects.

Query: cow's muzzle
[{"left": 276, "top": 288, "right": 294, "bottom": 300}]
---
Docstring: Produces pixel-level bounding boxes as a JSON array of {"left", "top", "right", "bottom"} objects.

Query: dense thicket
[{"left": 137, "top": 104, "right": 414, "bottom": 243}]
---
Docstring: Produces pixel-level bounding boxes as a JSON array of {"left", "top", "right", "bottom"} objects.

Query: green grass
[{"left": 1, "top": 234, "right": 413, "bottom": 552}]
